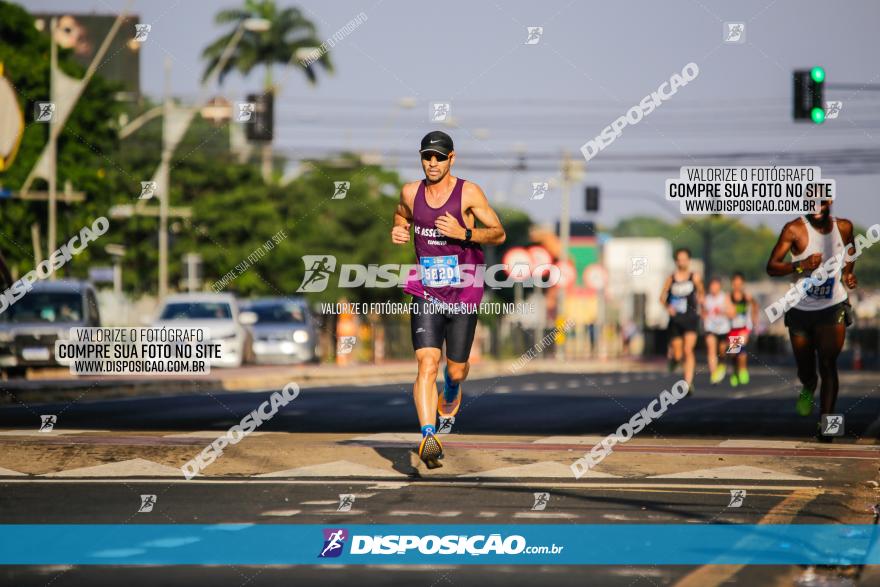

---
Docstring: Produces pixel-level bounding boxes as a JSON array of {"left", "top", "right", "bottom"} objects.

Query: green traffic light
[
  {"left": 811, "top": 66, "right": 825, "bottom": 83},
  {"left": 811, "top": 107, "right": 826, "bottom": 124}
]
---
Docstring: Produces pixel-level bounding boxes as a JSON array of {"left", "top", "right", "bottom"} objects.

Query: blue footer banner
[{"left": 1, "top": 524, "right": 879, "bottom": 565}]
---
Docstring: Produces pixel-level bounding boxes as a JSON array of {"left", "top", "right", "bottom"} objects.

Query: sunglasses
[{"left": 421, "top": 152, "right": 449, "bottom": 162}]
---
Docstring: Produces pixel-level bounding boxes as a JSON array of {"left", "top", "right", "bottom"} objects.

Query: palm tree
[{"left": 202, "top": 0, "right": 334, "bottom": 180}]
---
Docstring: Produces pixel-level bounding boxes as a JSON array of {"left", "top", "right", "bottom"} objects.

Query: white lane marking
[
  {"left": 388, "top": 511, "right": 461, "bottom": 517},
  {"left": 0, "top": 429, "right": 111, "bottom": 436},
  {"left": 0, "top": 478, "right": 812, "bottom": 490},
  {"left": 351, "top": 433, "right": 421, "bottom": 443},
  {"left": 514, "top": 512, "right": 578, "bottom": 519},
  {"left": 649, "top": 465, "right": 819, "bottom": 481},
  {"left": 477, "top": 512, "right": 498, "bottom": 518},
  {"left": 256, "top": 460, "right": 406, "bottom": 478},
  {"left": 385, "top": 398, "right": 408, "bottom": 406},
  {"left": 533, "top": 435, "right": 606, "bottom": 445},
  {"left": 495, "top": 385, "right": 512, "bottom": 393},
  {"left": 261, "top": 509, "right": 301, "bottom": 516},
  {"left": 600, "top": 378, "right": 614, "bottom": 386},
  {"left": 545, "top": 382, "right": 559, "bottom": 390},
  {"left": 459, "top": 461, "right": 618, "bottom": 479},
  {"left": 299, "top": 500, "right": 337, "bottom": 505},
  {"left": 42, "top": 458, "right": 182, "bottom": 478},
  {"left": 163, "top": 431, "right": 269, "bottom": 439},
  {"left": 566, "top": 380, "right": 580, "bottom": 389},
  {"left": 0, "top": 466, "right": 27, "bottom": 476},
  {"left": 522, "top": 383, "right": 538, "bottom": 391},
  {"left": 619, "top": 377, "right": 631, "bottom": 384}
]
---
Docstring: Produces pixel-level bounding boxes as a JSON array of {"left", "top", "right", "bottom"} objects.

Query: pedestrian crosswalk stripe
[
  {"left": 388, "top": 510, "right": 462, "bottom": 517},
  {"left": 459, "top": 461, "right": 618, "bottom": 478},
  {"left": 42, "top": 458, "right": 182, "bottom": 477},
  {"left": 514, "top": 512, "right": 578, "bottom": 519},
  {"left": 0, "top": 466, "right": 26, "bottom": 476},
  {"left": 648, "top": 465, "right": 819, "bottom": 481},
  {"left": 260, "top": 509, "right": 301, "bottom": 516},
  {"left": 256, "top": 460, "right": 406, "bottom": 478}
]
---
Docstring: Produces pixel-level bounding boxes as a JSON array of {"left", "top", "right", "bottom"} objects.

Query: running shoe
[
  {"left": 710, "top": 365, "right": 727, "bottom": 385},
  {"left": 729, "top": 373, "right": 739, "bottom": 388},
  {"left": 796, "top": 387, "right": 815, "bottom": 417},
  {"left": 738, "top": 369, "right": 750, "bottom": 385},
  {"left": 418, "top": 432, "right": 444, "bottom": 469},
  {"left": 438, "top": 366, "right": 462, "bottom": 419}
]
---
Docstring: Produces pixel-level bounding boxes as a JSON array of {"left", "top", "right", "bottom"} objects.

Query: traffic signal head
[{"left": 793, "top": 68, "right": 825, "bottom": 123}]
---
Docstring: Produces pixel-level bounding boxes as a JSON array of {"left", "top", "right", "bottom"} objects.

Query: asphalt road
[{"left": 1, "top": 366, "right": 878, "bottom": 586}]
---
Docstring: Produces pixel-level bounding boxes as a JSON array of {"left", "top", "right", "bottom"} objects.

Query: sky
[{"left": 22, "top": 0, "right": 880, "bottom": 232}]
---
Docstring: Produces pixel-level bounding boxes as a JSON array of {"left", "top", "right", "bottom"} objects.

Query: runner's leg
[
  {"left": 814, "top": 323, "right": 846, "bottom": 414},
  {"left": 683, "top": 331, "right": 697, "bottom": 386},
  {"left": 414, "top": 347, "right": 442, "bottom": 428},
  {"left": 706, "top": 334, "right": 718, "bottom": 374}
]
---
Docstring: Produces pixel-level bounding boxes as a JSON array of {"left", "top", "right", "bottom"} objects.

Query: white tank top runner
[
  {"left": 789, "top": 217, "right": 848, "bottom": 311},
  {"left": 703, "top": 292, "right": 731, "bottom": 334}
]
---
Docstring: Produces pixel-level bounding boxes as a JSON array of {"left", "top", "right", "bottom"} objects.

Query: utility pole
[
  {"left": 556, "top": 151, "right": 573, "bottom": 360},
  {"left": 47, "top": 16, "right": 58, "bottom": 278},
  {"left": 158, "top": 57, "right": 172, "bottom": 300}
]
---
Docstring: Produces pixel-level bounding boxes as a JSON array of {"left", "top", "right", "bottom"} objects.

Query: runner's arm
[
  {"left": 659, "top": 275, "right": 672, "bottom": 305},
  {"left": 839, "top": 219, "right": 858, "bottom": 289},
  {"left": 748, "top": 293, "right": 760, "bottom": 328},
  {"left": 766, "top": 221, "right": 807, "bottom": 276},
  {"left": 391, "top": 184, "right": 416, "bottom": 244},
  {"left": 693, "top": 273, "right": 705, "bottom": 307},
  {"left": 437, "top": 182, "right": 505, "bottom": 245}
]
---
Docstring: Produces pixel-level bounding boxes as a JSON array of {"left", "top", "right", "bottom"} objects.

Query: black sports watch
[{"left": 464, "top": 228, "right": 473, "bottom": 242}]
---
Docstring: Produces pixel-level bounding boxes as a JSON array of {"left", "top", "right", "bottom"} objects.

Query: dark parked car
[
  {"left": 0, "top": 280, "right": 100, "bottom": 376},
  {"left": 240, "top": 297, "right": 318, "bottom": 364}
]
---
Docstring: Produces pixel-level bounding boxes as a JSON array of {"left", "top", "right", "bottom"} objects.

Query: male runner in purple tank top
[{"left": 391, "top": 131, "right": 506, "bottom": 468}]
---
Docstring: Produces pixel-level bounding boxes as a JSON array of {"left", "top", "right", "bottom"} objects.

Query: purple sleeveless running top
[{"left": 403, "top": 177, "right": 485, "bottom": 305}]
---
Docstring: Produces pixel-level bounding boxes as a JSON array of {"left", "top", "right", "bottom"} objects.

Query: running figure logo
[
  {"left": 318, "top": 528, "right": 348, "bottom": 558},
  {"left": 825, "top": 101, "right": 843, "bottom": 119},
  {"left": 437, "top": 416, "right": 454, "bottom": 434},
  {"left": 821, "top": 414, "right": 844, "bottom": 436},
  {"left": 236, "top": 102, "right": 256, "bottom": 123},
  {"left": 297, "top": 255, "right": 337, "bottom": 292},
  {"left": 430, "top": 102, "right": 450, "bottom": 122},
  {"left": 39, "top": 414, "right": 57, "bottom": 432},
  {"left": 727, "top": 335, "right": 745, "bottom": 354},
  {"left": 140, "top": 181, "right": 158, "bottom": 200},
  {"left": 337, "top": 494, "right": 355, "bottom": 512},
  {"left": 631, "top": 256, "right": 648, "bottom": 276},
  {"left": 530, "top": 182, "right": 549, "bottom": 200},
  {"left": 134, "top": 23, "right": 151, "bottom": 42},
  {"left": 337, "top": 336, "right": 357, "bottom": 355},
  {"left": 332, "top": 181, "right": 350, "bottom": 200},
  {"left": 724, "top": 22, "right": 745, "bottom": 43},
  {"left": 34, "top": 102, "right": 55, "bottom": 123},
  {"left": 727, "top": 489, "right": 746, "bottom": 508},
  {"left": 524, "top": 27, "right": 544, "bottom": 45},
  {"left": 138, "top": 494, "right": 157, "bottom": 513},
  {"left": 531, "top": 492, "right": 550, "bottom": 511}
]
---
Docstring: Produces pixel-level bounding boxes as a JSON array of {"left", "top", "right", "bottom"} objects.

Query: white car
[{"left": 152, "top": 293, "right": 255, "bottom": 368}]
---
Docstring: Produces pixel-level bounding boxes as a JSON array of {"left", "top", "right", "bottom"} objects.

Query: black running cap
[{"left": 420, "top": 131, "right": 454, "bottom": 156}]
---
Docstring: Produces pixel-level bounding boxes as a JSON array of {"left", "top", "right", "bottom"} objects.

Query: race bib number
[
  {"left": 670, "top": 297, "right": 687, "bottom": 314},
  {"left": 420, "top": 255, "right": 460, "bottom": 288},
  {"left": 806, "top": 277, "right": 835, "bottom": 299}
]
